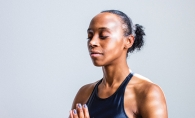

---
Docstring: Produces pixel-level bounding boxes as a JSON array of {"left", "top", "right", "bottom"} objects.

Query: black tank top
[{"left": 86, "top": 73, "right": 133, "bottom": 118}]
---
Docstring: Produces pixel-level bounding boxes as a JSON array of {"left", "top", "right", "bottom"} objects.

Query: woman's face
[{"left": 87, "top": 13, "right": 129, "bottom": 66}]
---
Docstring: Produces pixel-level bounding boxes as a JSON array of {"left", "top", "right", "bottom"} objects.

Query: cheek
[
  {"left": 106, "top": 33, "right": 124, "bottom": 50},
  {"left": 103, "top": 35, "right": 124, "bottom": 58}
]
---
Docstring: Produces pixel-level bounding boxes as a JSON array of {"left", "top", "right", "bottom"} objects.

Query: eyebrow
[
  {"left": 87, "top": 28, "right": 93, "bottom": 33},
  {"left": 87, "top": 27, "right": 111, "bottom": 32}
]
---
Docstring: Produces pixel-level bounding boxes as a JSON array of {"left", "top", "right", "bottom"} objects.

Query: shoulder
[
  {"left": 71, "top": 80, "right": 99, "bottom": 109},
  {"left": 134, "top": 73, "right": 165, "bottom": 96},
  {"left": 129, "top": 73, "right": 168, "bottom": 118},
  {"left": 130, "top": 73, "right": 166, "bottom": 104}
]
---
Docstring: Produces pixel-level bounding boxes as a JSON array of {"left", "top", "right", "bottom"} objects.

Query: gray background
[{"left": 0, "top": 0, "right": 195, "bottom": 118}]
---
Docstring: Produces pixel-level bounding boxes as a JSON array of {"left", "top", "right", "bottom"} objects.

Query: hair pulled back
[{"left": 101, "top": 10, "right": 145, "bottom": 55}]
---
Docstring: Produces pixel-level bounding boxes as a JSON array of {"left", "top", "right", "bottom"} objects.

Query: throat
[{"left": 98, "top": 84, "right": 117, "bottom": 99}]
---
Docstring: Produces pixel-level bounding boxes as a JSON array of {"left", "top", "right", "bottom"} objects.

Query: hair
[{"left": 101, "top": 10, "right": 145, "bottom": 56}]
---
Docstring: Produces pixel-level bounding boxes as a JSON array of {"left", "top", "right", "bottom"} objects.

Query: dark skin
[{"left": 69, "top": 12, "right": 168, "bottom": 118}]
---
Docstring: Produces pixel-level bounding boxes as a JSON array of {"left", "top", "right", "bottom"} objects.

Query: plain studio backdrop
[{"left": 0, "top": 0, "right": 195, "bottom": 118}]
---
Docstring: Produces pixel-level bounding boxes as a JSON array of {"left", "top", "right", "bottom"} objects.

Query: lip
[{"left": 90, "top": 51, "right": 103, "bottom": 57}]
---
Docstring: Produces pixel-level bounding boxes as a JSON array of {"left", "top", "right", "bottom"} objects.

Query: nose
[{"left": 88, "top": 36, "right": 99, "bottom": 48}]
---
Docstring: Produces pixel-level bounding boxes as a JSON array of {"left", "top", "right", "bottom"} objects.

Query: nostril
[{"left": 89, "top": 41, "right": 98, "bottom": 47}]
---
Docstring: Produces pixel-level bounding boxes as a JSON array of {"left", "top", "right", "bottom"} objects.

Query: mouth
[{"left": 90, "top": 51, "right": 103, "bottom": 57}]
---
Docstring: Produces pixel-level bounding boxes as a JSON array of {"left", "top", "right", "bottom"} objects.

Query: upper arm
[
  {"left": 71, "top": 83, "right": 95, "bottom": 109},
  {"left": 140, "top": 84, "right": 168, "bottom": 118}
]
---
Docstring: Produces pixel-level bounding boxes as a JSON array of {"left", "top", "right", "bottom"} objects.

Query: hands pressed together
[{"left": 69, "top": 103, "right": 90, "bottom": 118}]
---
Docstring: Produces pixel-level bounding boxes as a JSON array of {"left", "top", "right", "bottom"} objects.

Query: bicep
[
  {"left": 71, "top": 84, "right": 95, "bottom": 109},
  {"left": 140, "top": 85, "right": 168, "bottom": 118},
  {"left": 71, "top": 93, "right": 79, "bottom": 109},
  {"left": 71, "top": 87, "right": 85, "bottom": 109}
]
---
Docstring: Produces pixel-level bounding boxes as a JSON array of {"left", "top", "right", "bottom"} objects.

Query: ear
[{"left": 124, "top": 35, "right": 134, "bottom": 49}]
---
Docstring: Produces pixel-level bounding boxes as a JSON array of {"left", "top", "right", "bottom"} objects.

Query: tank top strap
[
  {"left": 86, "top": 79, "right": 102, "bottom": 107},
  {"left": 86, "top": 72, "right": 134, "bottom": 118},
  {"left": 118, "top": 72, "right": 134, "bottom": 92},
  {"left": 86, "top": 72, "right": 133, "bottom": 107}
]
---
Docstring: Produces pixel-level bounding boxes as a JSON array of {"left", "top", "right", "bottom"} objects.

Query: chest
[{"left": 87, "top": 86, "right": 140, "bottom": 118}]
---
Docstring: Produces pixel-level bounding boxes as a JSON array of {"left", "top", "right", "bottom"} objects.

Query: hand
[{"left": 69, "top": 103, "right": 90, "bottom": 118}]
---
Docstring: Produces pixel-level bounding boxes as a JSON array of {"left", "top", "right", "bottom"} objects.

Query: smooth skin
[{"left": 69, "top": 12, "right": 168, "bottom": 118}]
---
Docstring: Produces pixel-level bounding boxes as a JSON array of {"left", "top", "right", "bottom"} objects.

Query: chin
[
  {"left": 91, "top": 60, "right": 105, "bottom": 67},
  {"left": 92, "top": 62, "right": 103, "bottom": 67}
]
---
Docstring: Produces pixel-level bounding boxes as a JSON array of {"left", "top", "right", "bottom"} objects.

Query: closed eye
[
  {"left": 99, "top": 36, "right": 108, "bottom": 39},
  {"left": 87, "top": 36, "right": 92, "bottom": 40}
]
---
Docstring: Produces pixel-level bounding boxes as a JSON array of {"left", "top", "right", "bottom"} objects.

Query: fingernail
[
  {"left": 78, "top": 103, "right": 82, "bottom": 108},
  {"left": 73, "top": 109, "right": 77, "bottom": 114},
  {"left": 83, "top": 104, "right": 88, "bottom": 108}
]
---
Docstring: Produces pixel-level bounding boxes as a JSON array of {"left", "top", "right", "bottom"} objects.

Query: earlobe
[{"left": 124, "top": 35, "right": 134, "bottom": 49}]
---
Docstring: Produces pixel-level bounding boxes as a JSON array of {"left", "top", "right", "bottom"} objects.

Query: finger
[
  {"left": 76, "top": 103, "right": 84, "bottom": 118},
  {"left": 83, "top": 104, "right": 90, "bottom": 118},
  {"left": 69, "top": 110, "right": 73, "bottom": 118},
  {"left": 72, "top": 109, "right": 79, "bottom": 118}
]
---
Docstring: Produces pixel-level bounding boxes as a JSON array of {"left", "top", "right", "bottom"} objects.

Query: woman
[{"left": 69, "top": 10, "right": 168, "bottom": 118}]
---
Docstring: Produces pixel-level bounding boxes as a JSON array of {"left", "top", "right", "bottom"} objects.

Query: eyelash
[
  {"left": 99, "top": 36, "right": 108, "bottom": 39},
  {"left": 87, "top": 36, "right": 108, "bottom": 40},
  {"left": 87, "top": 37, "right": 91, "bottom": 40}
]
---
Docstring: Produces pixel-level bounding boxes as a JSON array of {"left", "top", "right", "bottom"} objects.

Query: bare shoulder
[
  {"left": 71, "top": 80, "right": 99, "bottom": 109},
  {"left": 131, "top": 73, "right": 153, "bottom": 84},
  {"left": 129, "top": 73, "right": 168, "bottom": 118},
  {"left": 130, "top": 73, "right": 166, "bottom": 103}
]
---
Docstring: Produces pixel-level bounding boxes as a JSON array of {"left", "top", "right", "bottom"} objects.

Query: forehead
[{"left": 88, "top": 12, "right": 122, "bottom": 31}]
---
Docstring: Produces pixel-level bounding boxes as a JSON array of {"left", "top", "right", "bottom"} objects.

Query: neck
[{"left": 101, "top": 60, "right": 130, "bottom": 87}]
